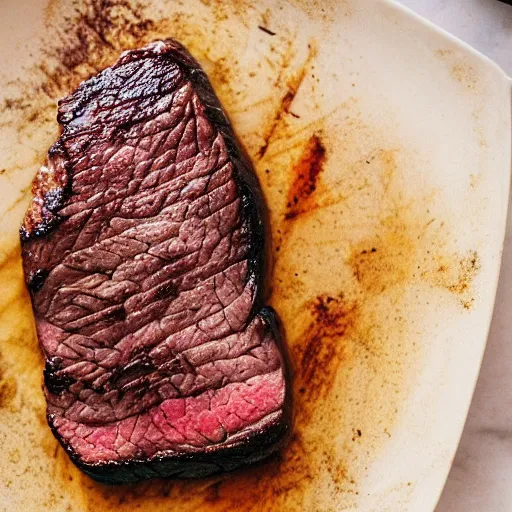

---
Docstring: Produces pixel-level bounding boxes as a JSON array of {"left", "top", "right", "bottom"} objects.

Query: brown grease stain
[
  {"left": 348, "top": 202, "right": 481, "bottom": 310},
  {"left": 1, "top": 1, "right": 156, "bottom": 135},
  {"left": 435, "top": 49, "right": 479, "bottom": 91},
  {"left": 291, "top": 0, "right": 353, "bottom": 21},
  {"left": 0, "top": 0, "right": 484, "bottom": 511},
  {"left": 435, "top": 49, "right": 452, "bottom": 59},
  {"left": 257, "top": 41, "right": 318, "bottom": 158},
  {"left": 348, "top": 213, "right": 417, "bottom": 295},
  {"left": 0, "top": 363, "right": 18, "bottom": 410},
  {"left": 284, "top": 134, "right": 326, "bottom": 220},
  {"left": 451, "top": 63, "right": 479, "bottom": 91},
  {"left": 422, "top": 251, "right": 481, "bottom": 309},
  {"left": 470, "top": 173, "right": 481, "bottom": 189},
  {"left": 294, "top": 295, "right": 359, "bottom": 404},
  {"left": 200, "top": 0, "right": 255, "bottom": 20}
]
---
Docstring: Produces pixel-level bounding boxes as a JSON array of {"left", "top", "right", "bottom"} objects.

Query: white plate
[{"left": 0, "top": 0, "right": 510, "bottom": 511}]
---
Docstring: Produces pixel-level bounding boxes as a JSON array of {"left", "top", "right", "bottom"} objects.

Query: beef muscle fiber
[{"left": 20, "top": 40, "right": 291, "bottom": 484}]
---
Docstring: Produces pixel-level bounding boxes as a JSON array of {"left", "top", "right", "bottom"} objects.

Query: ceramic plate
[{"left": 0, "top": 0, "right": 510, "bottom": 510}]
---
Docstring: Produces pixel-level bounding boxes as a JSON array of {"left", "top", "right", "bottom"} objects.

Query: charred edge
[
  {"left": 44, "top": 357, "right": 76, "bottom": 395},
  {"left": 284, "top": 134, "right": 326, "bottom": 220},
  {"left": 20, "top": 213, "right": 60, "bottom": 242},
  {"left": 47, "top": 409, "right": 291, "bottom": 485},
  {"left": 30, "top": 187, "right": 67, "bottom": 237},
  {"left": 20, "top": 144, "right": 72, "bottom": 244},
  {"left": 27, "top": 268, "right": 50, "bottom": 292},
  {"left": 20, "top": 200, "right": 62, "bottom": 242},
  {"left": 19, "top": 226, "right": 32, "bottom": 243}
]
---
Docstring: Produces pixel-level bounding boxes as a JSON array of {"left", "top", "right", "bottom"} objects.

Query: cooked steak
[{"left": 20, "top": 40, "right": 291, "bottom": 484}]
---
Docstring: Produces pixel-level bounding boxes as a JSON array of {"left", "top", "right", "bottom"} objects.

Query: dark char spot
[
  {"left": 44, "top": 357, "right": 76, "bottom": 395},
  {"left": 27, "top": 268, "right": 49, "bottom": 292}
]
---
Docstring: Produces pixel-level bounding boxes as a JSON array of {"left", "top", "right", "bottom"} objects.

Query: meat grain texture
[{"left": 20, "top": 39, "right": 291, "bottom": 484}]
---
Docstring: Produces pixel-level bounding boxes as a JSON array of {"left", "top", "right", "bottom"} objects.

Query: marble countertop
[{"left": 396, "top": 1, "right": 512, "bottom": 511}]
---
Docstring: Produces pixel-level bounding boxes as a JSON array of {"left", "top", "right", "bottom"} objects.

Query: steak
[{"left": 20, "top": 40, "right": 291, "bottom": 484}]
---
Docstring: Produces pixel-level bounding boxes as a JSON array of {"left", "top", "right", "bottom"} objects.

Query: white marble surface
[{"left": 396, "top": 1, "right": 512, "bottom": 510}]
